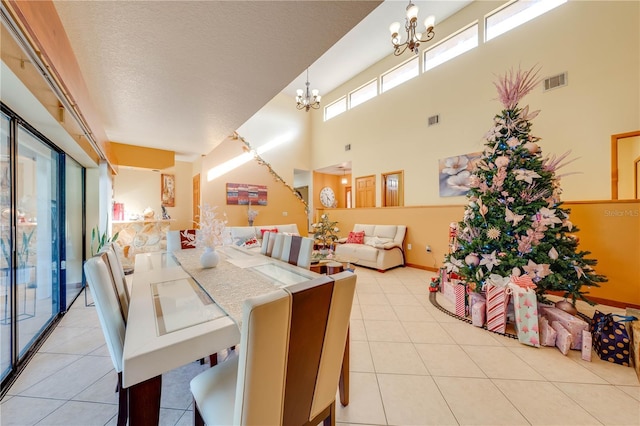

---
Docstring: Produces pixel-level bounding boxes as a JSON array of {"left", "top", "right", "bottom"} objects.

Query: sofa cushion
[
  {"left": 374, "top": 225, "right": 398, "bottom": 240},
  {"left": 339, "top": 244, "right": 378, "bottom": 262},
  {"left": 240, "top": 237, "right": 261, "bottom": 249},
  {"left": 346, "top": 231, "right": 365, "bottom": 244},
  {"left": 353, "top": 224, "right": 375, "bottom": 236},
  {"left": 230, "top": 227, "right": 258, "bottom": 245}
]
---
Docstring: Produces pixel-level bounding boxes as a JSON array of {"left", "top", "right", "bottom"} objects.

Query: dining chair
[
  {"left": 190, "top": 272, "right": 356, "bottom": 426},
  {"left": 278, "top": 234, "right": 294, "bottom": 262},
  {"left": 259, "top": 231, "right": 271, "bottom": 255},
  {"left": 101, "top": 243, "right": 130, "bottom": 323},
  {"left": 280, "top": 235, "right": 314, "bottom": 269},
  {"left": 270, "top": 233, "right": 285, "bottom": 259},
  {"left": 84, "top": 253, "right": 129, "bottom": 426}
]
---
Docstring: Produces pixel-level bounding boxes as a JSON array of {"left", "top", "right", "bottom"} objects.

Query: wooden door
[
  {"left": 355, "top": 175, "right": 375, "bottom": 207},
  {"left": 382, "top": 170, "right": 404, "bottom": 207},
  {"left": 192, "top": 174, "right": 200, "bottom": 227}
]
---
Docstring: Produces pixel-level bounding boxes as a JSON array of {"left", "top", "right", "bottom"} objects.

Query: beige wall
[
  {"left": 112, "top": 160, "right": 193, "bottom": 230},
  {"left": 311, "top": 1, "right": 640, "bottom": 205}
]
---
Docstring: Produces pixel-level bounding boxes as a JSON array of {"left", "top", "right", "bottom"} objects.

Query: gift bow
[
  {"left": 510, "top": 274, "right": 536, "bottom": 290},
  {"left": 594, "top": 313, "right": 637, "bottom": 334},
  {"left": 484, "top": 274, "right": 511, "bottom": 290}
]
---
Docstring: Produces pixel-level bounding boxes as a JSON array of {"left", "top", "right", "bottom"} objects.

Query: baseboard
[
  {"left": 546, "top": 291, "right": 640, "bottom": 310},
  {"left": 406, "top": 263, "right": 438, "bottom": 272}
]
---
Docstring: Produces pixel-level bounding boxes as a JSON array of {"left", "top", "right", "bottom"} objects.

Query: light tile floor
[{"left": 1, "top": 266, "right": 639, "bottom": 425}]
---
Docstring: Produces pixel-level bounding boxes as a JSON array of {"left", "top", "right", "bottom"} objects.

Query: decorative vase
[
  {"left": 200, "top": 247, "right": 219, "bottom": 268},
  {"left": 248, "top": 219, "right": 254, "bottom": 227}
]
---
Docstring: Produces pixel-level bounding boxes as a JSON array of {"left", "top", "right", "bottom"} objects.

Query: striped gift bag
[
  {"left": 454, "top": 282, "right": 467, "bottom": 317},
  {"left": 485, "top": 275, "right": 511, "bottom": 334}
]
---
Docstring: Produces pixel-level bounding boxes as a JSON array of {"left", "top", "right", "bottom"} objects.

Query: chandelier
[
  {"left": 295, "top": 69, "right": 321, "bottom": 111},
  {"left": 389, "top": 1, "right": 435, "bottom": 56}
]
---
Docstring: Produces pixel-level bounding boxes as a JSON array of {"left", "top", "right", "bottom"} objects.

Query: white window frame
[
  {"left": 381, "top": 56, "right": 419, "bottom": 94},
  {"left": 485, "top": 0, "right": 567, "bottom": 42},
  {"left": 324, "top": 96, "right": 347, "bottom": 121},
  {"left": 349, "top": 79, "right": 377, "bottom": 109},
  {"left": 423, "top": 22, "right": 478, "bottom": 73}
]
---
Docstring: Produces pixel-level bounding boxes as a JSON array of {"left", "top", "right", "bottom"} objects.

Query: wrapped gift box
[
  {"left": 539, "top": 316, "right": 557, "bottom": 347},
  {"left": 454, "top": 282, "right": 467, "bottom": 317},
  {"left": 626, "top": 308, "right": 640, "bottom": 381},
  {"left": 442, "top": 279, "right": 456, "bottom": 304},
  {"left": 581, "top": 330, "right": 592, "bottom": 362},
  {"left": 539, "top": 304, "right": 588, "bottom": 350},
  {"left": 551, "top": 321, "right": 572, "bottom": 355},
  {"left": 592, "top": 310, "right": 633, "bottom": 366},
  {"left": 472, "top": 301, "right": 486, "bottom": 327}
]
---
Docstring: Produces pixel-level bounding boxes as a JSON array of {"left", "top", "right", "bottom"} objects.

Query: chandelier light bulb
[
  {"left": 424, "top": 15, "right": 435, "bottom": 30},
  {"left": 406, "top": 4, "right": 419, "bottom": 21}
]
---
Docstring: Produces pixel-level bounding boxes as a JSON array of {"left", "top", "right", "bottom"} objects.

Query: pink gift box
[
  {"left": 472, "top": 301, "right": 486, "bottom": 327},
  {"left": 551, "top": 321, "right": 572, "bottom": 355},
  {"left": 581, "top": 330, "right": 592, "bottom": 362},
  {"left": 539, "top": 316, "right": 557, "bottom": 347},
  {"left": 454, "top": 283, "right": 467, "bottom": 317},
  {"left": 540, "top": 305, "right": 588, "bottom": 350}
]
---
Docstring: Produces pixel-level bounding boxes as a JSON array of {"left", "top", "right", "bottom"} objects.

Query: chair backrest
[
  {"left": 260, "top": 231, "right": 271, "bottom": 256},
  {"left": 270, "top": 233, "right": 285, "bottom": 259},
  {"left": 234, "top": 288, "right": 292, "bottom": 425},
  {"left": 295, "top": 237, "right": 314, "bottom": 269},
  {"left": 101, "top": 244, "right": 130, "bottom": 322},
  {"left": 84, "top": 253, "right": 127, "bottom": 373},
  {"left": 278, "top": 234, "right": 293, "bottom": 262},
  {"left": 166, "top": 229, "right": 198, "bottom": 252},
  {"left": 279, "top": 235, "right": 314, "bottom": 269},
  {"left": 231, "top": 273, "right": 356, "bottom": 425}
]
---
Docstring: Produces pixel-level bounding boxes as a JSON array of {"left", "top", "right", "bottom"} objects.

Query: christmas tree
[{"left": 444, "top": 66, "right": 606, "bottom": 305}]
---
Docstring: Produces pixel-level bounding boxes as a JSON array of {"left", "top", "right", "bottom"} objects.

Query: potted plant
[
  {"left": 312, "top": 214, "right": 340, "bottom": 253},
  {"left": 90, "top": 224, "right": 119, "bottom": 256}
]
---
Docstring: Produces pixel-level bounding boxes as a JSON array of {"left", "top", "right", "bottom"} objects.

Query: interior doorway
[
  {"left": 382, "top": 170, "right": 404, "bottom": 207},
  {"left": 355, "top": 175, "right": 376, "bottom": 207}
]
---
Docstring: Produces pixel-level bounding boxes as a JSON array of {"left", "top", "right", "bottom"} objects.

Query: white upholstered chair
[
  {"left": 189, "top": 271, "right": 356, "bottom": 426},
  {"left": 279, "top": 235, "right": 314, "bottom": 269},
  {"left": 100, "top": 243, "right": 130, "bottom": 322},
  {"left": 84, "top": 253, "right": 128, "bottom": 426},
  {"left": 259, "top": 230, "right": 271, "bottom": 255},
  {"left": 270, "top": 233, "right": 285, "bottom": 259}
]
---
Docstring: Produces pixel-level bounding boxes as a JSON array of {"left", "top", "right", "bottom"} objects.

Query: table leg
[
  {"left": 339, "top": 327, "right": 350, "bottom": 406},
  {"left": 128, "top": 375, "right": 162, "bottom": 426}
]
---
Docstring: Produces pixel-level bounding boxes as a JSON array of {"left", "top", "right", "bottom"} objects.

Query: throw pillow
[
  {"left": 346, "top": 231, "right": 365, "bottom": 244},
  {"left": 241, "top": 237, "right": 261, "bottom": 249},
  {"left": 260, "top": 228, "right": 278, "bottom": 237},
  {"left": 179, "top": 229, "right": 197, "bottom": 249}
]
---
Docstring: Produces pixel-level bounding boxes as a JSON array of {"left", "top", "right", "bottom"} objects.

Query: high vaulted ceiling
[{"left": 52, "top": 0, "right": 470, "bottom": 160}]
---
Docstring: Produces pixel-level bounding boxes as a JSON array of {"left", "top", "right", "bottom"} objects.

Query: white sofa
[
  {"left": 335, "top": 224, "right": 406, "bottom": 272},
  {"left": 227, "top": 224, "right": 300, "bottom": 248}
]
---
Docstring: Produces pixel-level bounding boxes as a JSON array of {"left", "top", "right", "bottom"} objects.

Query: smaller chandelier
[
  {"left": 296, "top": 69, "right": 321, "bottom": 111},
  {"left": 389, "top": 1, "right": 435, "bottom": 56}
]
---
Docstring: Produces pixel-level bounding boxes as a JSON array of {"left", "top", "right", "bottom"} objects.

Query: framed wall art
[
  {"left": 438, "top": 152, "right": 482, "bottom": 197},
  {"left": 226, "top": 183, "right": 267, "bottom": 205},
  {"left": 161, "top": 173, "right": 175, "bottom": 206}
]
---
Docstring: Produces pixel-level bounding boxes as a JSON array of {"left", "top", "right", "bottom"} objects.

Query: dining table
[{"left": 122, "top": 246, "right": 351, "bottom": 425}]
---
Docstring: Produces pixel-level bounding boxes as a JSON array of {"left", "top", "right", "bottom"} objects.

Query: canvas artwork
[
  {"left": 438, "top": 152, "right": 482, "bottom": 197},
  {"left": 226, "top": 183, "right": 267, "bottom": 205},
  {"left": 161, "top": 174, "right": 175, "bottom": 207}
]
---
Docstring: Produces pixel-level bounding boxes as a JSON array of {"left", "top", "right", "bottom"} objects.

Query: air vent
[
  {"left": 428, "top": 115, "right": 440, "bottom": 126},
  {"left": 345, "top": 144, "right": 351, "bottom": 151},
  {"left": 544, "top": 72, "right": 567, "bottom": 92}
]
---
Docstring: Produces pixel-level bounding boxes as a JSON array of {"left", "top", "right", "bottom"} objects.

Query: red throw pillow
[
  {"left": 260, "top": 228, "right": 278, "bottom": 237},
  {"left": 179, "top": 229, "right": 197, "bottom": 249},
  {"left": 346, "top": 231, "right": 365, "bottom": 244}
]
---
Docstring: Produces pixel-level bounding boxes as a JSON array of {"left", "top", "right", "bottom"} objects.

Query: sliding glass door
[
  {"left": 1, "top": 112, "right": 11, "bottom": 380},
  {"left": 16, "top": 125, "right": 61, "bottom": 357}
]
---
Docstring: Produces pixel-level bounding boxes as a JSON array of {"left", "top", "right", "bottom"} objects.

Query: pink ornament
[
  {"left": 465, "top": 254, "right": 480, "bottom": 266},
  {"left": 524, "top": 142, "right": 540, "bottom": 154}
]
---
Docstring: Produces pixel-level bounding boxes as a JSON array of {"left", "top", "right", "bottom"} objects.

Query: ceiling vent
[
  {"left": 544, "top": 72, "right": 567, "bottom": 92},
  {"left": 428, "top": 114, "right": 440, "bottom": 126}
]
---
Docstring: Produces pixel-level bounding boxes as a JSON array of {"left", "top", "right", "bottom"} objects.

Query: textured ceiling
[
  {"left": 53, "top": 0, "right": 470, "bottom": 160},
  {"left": 53, "top": 0, "right": 382, "bottom": 157}
]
